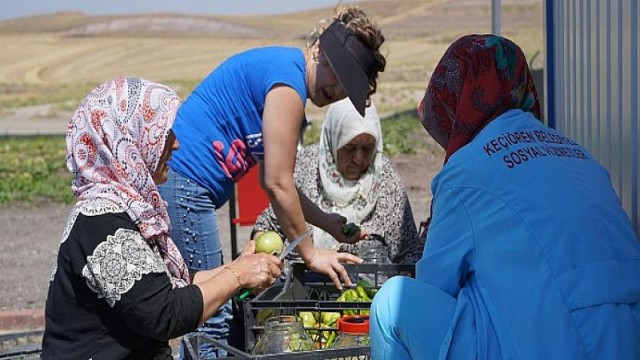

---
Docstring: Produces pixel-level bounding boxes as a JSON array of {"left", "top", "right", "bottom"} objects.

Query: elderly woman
[
  {"left": 43, "top": 77, "right": 281, "bottom": 359},
  {"left": 253, "top": 98, "right": 422, "bottom": 265},
  {"left": 370, "top": 35, "right": 640, "bottom": 359}
]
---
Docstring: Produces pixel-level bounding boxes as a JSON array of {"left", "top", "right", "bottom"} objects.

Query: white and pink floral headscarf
[{"left": 66, "top": 76, "right": 190, "bottom": 288}]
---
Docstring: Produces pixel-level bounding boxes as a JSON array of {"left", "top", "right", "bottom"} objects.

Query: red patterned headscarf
[
  {"left": 417, "top": 34, "right": 541, "bottom": 163},
  {"left": 66, "top": 77, "right": 190, "bottom": 288}
]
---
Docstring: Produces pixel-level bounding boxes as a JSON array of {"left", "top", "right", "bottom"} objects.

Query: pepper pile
[{"left": 298, "top": 279, "right": 378, "bottom": 349}]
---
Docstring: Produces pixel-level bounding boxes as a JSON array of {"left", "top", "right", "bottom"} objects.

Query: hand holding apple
[{"left": 237, "top": 231, "right": 284, "bottom": 301}]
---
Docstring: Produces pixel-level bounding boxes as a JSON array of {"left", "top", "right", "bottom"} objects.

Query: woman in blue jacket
[{"left": 370, "top": 34, "right": 640, "bottom": 359}]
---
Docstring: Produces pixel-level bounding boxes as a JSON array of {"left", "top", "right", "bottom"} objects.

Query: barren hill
[{"left": 0, "top": 0, "right": 543, "bottom": 117}]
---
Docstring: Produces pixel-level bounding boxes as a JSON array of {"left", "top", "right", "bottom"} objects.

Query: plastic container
[
  {"left": 332, "top": 315, "right": 370, "bottom": 348},
  {"left": 251, "top": 316, "right": 315, "bottom": 355}
]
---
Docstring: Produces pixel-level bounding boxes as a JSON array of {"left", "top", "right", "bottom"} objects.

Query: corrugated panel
[{"left": 547, "top": 0, "right": 639, "bottom": 234}]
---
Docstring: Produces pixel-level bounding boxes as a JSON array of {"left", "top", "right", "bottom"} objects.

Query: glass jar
[
  {"left": 357, "top": 244, "right": 391, "bottom": 285},
  {"left": 252, "top": 315, "right": 316, "bottom": 355},
  {"left": 330, "top": 315, "right": 370, "bottom": 359},
  {"left": 358, "top": 245, "right": 391, "bottom": 264}
]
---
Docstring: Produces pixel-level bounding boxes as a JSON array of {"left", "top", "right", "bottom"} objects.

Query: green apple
[{"left": 255, "top": 231, "right": 284, "bottom": 256}]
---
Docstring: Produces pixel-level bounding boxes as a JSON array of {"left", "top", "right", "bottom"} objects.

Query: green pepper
[
  {"left": 344, "top": 289, "right": 358, "bottom": 301},
  {"left": 325, "top": 330, "right": 337, "bottom": 348},
  {"left": 365, "top": 288, "right": 379, "bottom": 298},
  {"left": 357, "top": 278, "right": 374, "bottom": 288},
  {"left": 342, "top": 223, "right": 360, "bottom": 237},
  {"left": 356, "top": 285, "right": 371, "bottom": 301}
]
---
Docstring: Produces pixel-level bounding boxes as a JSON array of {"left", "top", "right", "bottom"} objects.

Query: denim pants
[{"left": 159, "top": 167, "right": 233, "bottom": 359}]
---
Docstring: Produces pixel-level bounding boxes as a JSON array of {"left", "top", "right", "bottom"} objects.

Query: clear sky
[{"left": 0, "top": 0, "right": 351, "bottom": 20}]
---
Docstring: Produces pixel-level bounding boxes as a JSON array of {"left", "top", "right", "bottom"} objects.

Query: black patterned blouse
[
  {"left": 43, "top": 199, "right": 203, "bottom": 359},
  {"left": 253, "top": 144, "right": 423, "bottom": 264}
]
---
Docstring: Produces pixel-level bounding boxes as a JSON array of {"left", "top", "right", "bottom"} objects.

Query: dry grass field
[{"left": 0, "top": 0, "right": 544, "bottom": 119}]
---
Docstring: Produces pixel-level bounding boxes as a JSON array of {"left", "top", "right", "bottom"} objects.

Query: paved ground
[
  {"left": 0, "top": 105, "right": 69, "bottom": 135},
  {"left": 0, "top": 107, "right": 437, "bottom": 334}
]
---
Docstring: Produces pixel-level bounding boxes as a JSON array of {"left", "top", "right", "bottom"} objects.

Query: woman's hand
[
  {"left": 324, "top": 212, "right": 368, "bottom": 244},
  {"left": 229, "top": 253, "right": 282, "bottom": 291},
  {"left": 302, "top": 247, "right": 362, "bottom": 290},
  {"left": 195, "top": 249, "right": 281, "bottom": 323},
  {"left": 240, "top": 240, "right": 256, "bottom": 257}
]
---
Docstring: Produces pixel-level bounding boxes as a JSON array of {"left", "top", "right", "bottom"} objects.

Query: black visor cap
[{"left": 320, "top": 20, "right": 378, "bottom": 116}]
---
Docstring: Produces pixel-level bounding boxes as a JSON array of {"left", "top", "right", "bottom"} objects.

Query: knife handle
[{"left": 237, "top": 288, "right": 251, "bottom": 301}]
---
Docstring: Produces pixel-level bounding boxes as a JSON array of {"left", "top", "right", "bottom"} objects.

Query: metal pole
[
  {"left": 229, "top": 186, "right": 238, "bottom": 259},
  {"left": 544, "top": 0, "right": 555, "bottom": 129},
  {"left": 492, "top": 0, "right": 501, "bottom": 35}
]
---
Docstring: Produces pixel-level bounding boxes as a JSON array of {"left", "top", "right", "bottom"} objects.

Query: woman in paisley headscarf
[
  {"left": 43, "top": 77, "right": 281, "bottom": 359},
  {"left": 370, "top": 35, "right": 640, "bottom": 359},
  {"left": 252, "top": 98, "right": 422, "bottom": 265}
]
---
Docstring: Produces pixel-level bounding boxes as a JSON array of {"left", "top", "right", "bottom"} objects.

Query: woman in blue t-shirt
[{"left": 157, "top": 5, "right": 386, "bottom": 356}]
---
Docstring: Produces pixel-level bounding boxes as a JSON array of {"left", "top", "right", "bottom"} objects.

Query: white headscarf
[{"left": 315, "top": 98, "right": 383, "bottom": 249}]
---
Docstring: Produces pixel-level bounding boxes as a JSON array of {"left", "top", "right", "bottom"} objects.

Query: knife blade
[
  {"left": 237, "top": 229, "right": 312, "bottom": 301},
  {"left": 279, "top": 229, "right": 312, "bottom": 260}
]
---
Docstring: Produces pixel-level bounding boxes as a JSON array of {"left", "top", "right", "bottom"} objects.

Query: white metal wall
[{"left": 546, "top": 0, "right": 639, "bottom": 235}]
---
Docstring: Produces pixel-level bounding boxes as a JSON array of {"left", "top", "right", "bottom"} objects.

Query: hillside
[{"left": 0, "top": 0, "right": 543, "bottom": 118}]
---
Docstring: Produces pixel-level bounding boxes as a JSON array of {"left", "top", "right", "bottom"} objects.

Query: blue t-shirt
[
  {"left": 418, "top": 109, "right": 640, "bottom": 359},
  {"left": 170, "top": 46, "right": 307, "bottom": 207}
]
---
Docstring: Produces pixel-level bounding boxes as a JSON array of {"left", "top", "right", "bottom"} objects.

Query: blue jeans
[{"left": 159, "top": 167, "right": 233, "bottom": 359}]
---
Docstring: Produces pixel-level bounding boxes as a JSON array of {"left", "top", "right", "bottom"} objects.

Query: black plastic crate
[
  {"left": 183, "top": 333, "right": 370, "bottom": 360},
  {"left": 241, "top": 261, "right": 415, "bottom": 354}
]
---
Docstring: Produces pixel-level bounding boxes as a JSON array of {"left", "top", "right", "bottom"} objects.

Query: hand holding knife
[{"left": 237, "top": 229, "right": 312, "bottom": 301}]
